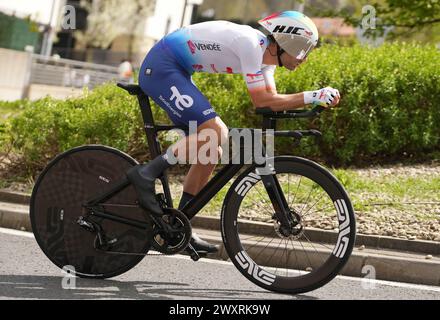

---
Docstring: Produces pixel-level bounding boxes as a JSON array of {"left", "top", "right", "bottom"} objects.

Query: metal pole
[
  {"left": 180, "top": 0, "right": 189, "bottom": 28},
  {"left": 41, "top": 0, "right": 61, "bottom": 56}
]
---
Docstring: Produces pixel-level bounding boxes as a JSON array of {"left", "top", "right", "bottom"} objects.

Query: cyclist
[{"left": 127, "top": 11, "right": 341, "bottom": 254}]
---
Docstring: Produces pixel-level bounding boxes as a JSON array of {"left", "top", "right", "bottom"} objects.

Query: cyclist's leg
[
  {"left": 136, "top": 42, "right": 227, "bottom": 252},
  {"left": 163, "top": 102, "right": 228, "bottom": 254},
  {"left": 126, "top": 41, "right": 185, "bottom": 215},
  {"left": 138, "top": 41, "right": 228, "bottom": 185},
  {"left": 176, "top": 117, "right": 228, "bottom": 196}
]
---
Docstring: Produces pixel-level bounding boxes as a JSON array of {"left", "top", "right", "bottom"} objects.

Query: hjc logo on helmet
[{"left": 273, "top": 25, "right": 306, "bottom": 36}]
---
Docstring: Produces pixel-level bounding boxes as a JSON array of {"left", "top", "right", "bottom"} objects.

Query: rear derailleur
[{"left": 77, "top": 215, "right": 118, "bottom": 251}]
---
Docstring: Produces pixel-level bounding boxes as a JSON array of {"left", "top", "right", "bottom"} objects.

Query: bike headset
[{"left": 258, "top": 11, "right": 319, "bottom": 68}]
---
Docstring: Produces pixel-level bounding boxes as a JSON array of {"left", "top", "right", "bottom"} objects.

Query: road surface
[{"left": 0, "top": 228, "right": 439, "bottom": 300}]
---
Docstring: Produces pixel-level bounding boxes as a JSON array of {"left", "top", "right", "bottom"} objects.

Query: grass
[
  {"left": 331, "top": 168, "right": 440, "bottom": 211},
  {"left": 2, "top": 165, "right": 438, "bottom": 214},
  {"left": 153, "top": 165, "right": 440, "bottom": 237},
  {"left": 162, "top": 165, "right": 440, "bottom": 240}
]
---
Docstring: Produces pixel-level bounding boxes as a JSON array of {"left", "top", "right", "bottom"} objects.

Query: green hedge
[
  {"left": 1, "top": 42, "right": 439, "bottom": 175},
  {"left": 0, "top": 86, "right": 169, "bottom": 174},
  {"left": 187, "top": 42, "right": 440, "bottom": 164}
]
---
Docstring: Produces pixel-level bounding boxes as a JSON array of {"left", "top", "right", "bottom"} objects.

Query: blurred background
[
  {"left": 0, "top": 1, "right": 439, "bottom": 241},
  {"left": 1, "top": 0, "right": 439, "bottom": 100}
]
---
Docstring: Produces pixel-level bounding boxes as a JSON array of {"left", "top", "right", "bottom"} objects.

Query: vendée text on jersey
[{"left": 191, "top": 42, "right": 222, "bottom": 52}]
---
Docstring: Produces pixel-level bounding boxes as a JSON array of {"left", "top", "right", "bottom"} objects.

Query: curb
[
  {"left": 196, "top": 230, "right": 440, "bottom": 287},
  {"left": 190, "top": 216, "right": 440, "bottom": 256},
  {"left": 1, "top": 189, "right": 439, "bottom": 255},
  {"left": 0, "top": 202, "right": 31, "bottom": 232},
  {"left": 0, "top": 190, "right": 31, "bottom": 205}
]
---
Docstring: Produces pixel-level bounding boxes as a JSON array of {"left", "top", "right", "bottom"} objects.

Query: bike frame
[{"left": 83, "top": 84, "right": 323, "bottom": 233}]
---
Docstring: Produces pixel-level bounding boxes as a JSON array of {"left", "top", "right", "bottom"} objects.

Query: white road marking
[{"left": 337, "top": 275, "right": 440, "bottom": 292}]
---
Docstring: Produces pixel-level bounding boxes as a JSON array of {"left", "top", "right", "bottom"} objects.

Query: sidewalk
[{"left": 0, "top": 189, "right": 439, "bottom": 286}]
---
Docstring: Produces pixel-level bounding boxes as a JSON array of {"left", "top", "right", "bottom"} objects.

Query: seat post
[
  {"left": 137, "top": 93, "right": 162, "bottom": 158},
  {"left": 136, "top": 92, "right": 174, "bottom": 208}
]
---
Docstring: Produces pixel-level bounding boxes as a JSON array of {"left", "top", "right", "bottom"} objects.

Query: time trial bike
[{"left": 30, "top": 82, "right": 356, "bottom": 294}]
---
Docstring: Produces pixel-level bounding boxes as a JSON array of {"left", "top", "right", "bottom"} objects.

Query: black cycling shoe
[
  {"left": 126, "top": 165, "right": 163, "bottom": 216},
  {"left": 186, "top": 233, "right": 219, "bottom": 254}
]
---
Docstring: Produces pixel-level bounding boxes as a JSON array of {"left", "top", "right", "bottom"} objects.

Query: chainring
[{"left": 151, "top": 208, "right": 192, "bottom": 255}]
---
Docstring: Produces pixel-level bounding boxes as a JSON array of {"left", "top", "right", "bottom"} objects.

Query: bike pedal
[
  {"left": 196, "top": 251, "right": 208, "bottom": 258},
  {"left": 186, "top": 244, "right": 201, "bottom": 261},
  {"left": 190, "top": 252, "right": 200, "bottom": 261}
]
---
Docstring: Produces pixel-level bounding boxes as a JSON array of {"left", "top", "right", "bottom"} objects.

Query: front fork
[{"left": 257, "top": 163, "right": 296, "bottom": 236}]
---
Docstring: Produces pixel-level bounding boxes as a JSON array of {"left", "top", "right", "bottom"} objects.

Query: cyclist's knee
[{"left": 199, "top": 117, "right": 229, "bottom": 146}]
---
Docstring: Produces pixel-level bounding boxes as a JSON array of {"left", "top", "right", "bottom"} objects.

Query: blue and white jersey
[{"left": 163, "top": 21, "right": 276, "bottom": 92}]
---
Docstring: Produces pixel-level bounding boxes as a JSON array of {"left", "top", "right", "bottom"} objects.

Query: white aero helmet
[{"left": 259, "top": 11, "right": 319, "bottom": 60}]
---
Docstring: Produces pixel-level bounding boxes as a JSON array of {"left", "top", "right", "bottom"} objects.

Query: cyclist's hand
[{"left": 304, "top": 87, "right": 340, "bottom": 108}]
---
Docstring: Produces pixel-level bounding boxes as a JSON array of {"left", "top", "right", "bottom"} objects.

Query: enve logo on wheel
[
  {"left": 333, "top": 199, "right": 351, "bottom": 259},
  {"left": 235, "top": 251, "right": 276, "bottom": 286},
  {"left": 235, "top": 173, "right": 261, "bottom": 197}
]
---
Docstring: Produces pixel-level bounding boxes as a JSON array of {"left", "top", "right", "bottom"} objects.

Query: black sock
[
  {"left": 139, "top": 154, "right": 174, "bottom": 179},
  {"left": 179, "top": 192, "right": 195, "bottom": 211}
]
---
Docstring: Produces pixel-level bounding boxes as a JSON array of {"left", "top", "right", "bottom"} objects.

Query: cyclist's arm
[
  {"left": 249, "top": 85, "right": 342, "bottom": 111},
  {"left": 236, "top": 35, "right": 314, "bottom": 111},
  {"left": 250, "top": 66, "right": 305, "bottom": 110},
  {"left": 249, "top": 89, "right": 306, "bottom": 111}
]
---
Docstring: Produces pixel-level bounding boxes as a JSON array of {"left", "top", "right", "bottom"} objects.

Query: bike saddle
[{"left": 117, "top": 83, "right": 143, "bottom": 96}]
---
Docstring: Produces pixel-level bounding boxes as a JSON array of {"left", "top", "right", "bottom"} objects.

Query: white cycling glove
[{"left": 304, "top": 87, "right": 340, "bottom": 107}]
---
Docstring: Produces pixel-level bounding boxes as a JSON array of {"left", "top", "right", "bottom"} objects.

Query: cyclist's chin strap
[{"left": 277, "top": 44, "right": 285, "bottom": 68}]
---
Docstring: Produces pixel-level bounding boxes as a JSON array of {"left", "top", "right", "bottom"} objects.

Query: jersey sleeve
[
  {"left": 233, "top": 35, "right": 269, "bottom": 92},
  {"left": 261, "top": 65, "right": 277, "bottom": 93}
]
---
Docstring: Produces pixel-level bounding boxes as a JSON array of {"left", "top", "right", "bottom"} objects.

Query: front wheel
[{"left": 221, "top": 156, "right": 356, "bottom": 294}]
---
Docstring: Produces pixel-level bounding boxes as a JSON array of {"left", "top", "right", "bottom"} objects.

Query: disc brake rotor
[{"left": 273, "top": 210, "right": 305, "bottom": 240}]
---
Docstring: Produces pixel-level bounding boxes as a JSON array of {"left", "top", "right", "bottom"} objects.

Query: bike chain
[
  {"left": 93, "top": 208, "right": 192, "bottom": 257},
  {"left": 95, "top": 247, "right": 173, "bottom": 257}
]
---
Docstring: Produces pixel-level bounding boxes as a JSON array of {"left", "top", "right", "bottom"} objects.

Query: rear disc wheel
[{"left": 30, "top": 145, "right": 153, "bottom": 279}]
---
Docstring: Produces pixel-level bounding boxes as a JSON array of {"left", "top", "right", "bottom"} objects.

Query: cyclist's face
[{"left": 281, "top": 53, "right": 308, "bottom": 71}]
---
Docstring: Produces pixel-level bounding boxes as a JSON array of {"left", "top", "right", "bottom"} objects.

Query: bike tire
[
  {"left": 221, "top": 156, "right": 356, "bottom": 294},
  {"left": 30, "top": 145, "right": 153, "bottom": 279}
]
